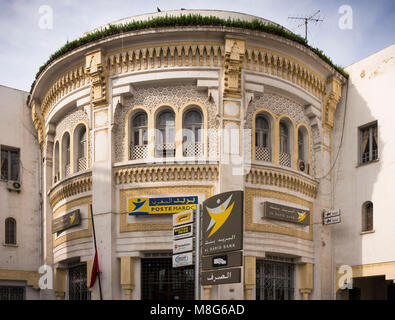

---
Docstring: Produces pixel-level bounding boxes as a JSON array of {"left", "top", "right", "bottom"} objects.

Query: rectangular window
[
  {"left": 359, "top": 122, "right": 378, "bottom": 164},
  {"left": 1, "top": 145, "right": 20, "bottom": 181},
  {"left": 0, "top": 286, "right": 25, "bottom": 300}
]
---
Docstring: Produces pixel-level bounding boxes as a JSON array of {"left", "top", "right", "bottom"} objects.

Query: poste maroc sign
[{"left": 128, "top": 196, "right": 198, "bottom": 215}]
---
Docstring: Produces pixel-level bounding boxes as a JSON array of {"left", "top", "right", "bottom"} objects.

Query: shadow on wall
[{"left": 332, "top": 54, "right": 395, "bottom": 299}]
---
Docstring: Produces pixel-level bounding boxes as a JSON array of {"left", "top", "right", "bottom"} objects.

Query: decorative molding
[
  {"left": 223, "top": 38, "right": 245, "bottom": 98},
  {"left": 114, "top": 164, "right": 218, "bottom": 185},
  {"left": 119, "top": 185, "right": 214, "bottom": 232},
  {"left": 245, "top": 165, "right": 318, "bottom": 199},
  {"left": 31, "top": 100, "right": 45, "bottom": 151},
  {"left": 244, "top": 45, "right": 326, "bottom": 101},
  {"left": 86, "top": 49, "right": 107, "bottom": 108},
  {"left": 245, "top": 187, "right": 314, "bottom": 240},
  {"left": 41, "top": 63, "right": 89, "bottom": 118},
  {"left": 49, "top": 172, "right": 92, "bottom": 208},
  {"left": 322, "top": 77, "right": 342, "bottom": 130},
  {"left": 0, "top": 269, "right": 40, "bottom": 289}
]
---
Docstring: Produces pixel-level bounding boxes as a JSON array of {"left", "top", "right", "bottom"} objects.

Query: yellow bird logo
[
  {"left": 70, "top": 213, "right": 76, "bottom": 225},
  {"left": 297, "top": 211, "right": 307, "bottom": 223},
  {"left": 205, "top": 194, "right": 235, "bottom": 238}
]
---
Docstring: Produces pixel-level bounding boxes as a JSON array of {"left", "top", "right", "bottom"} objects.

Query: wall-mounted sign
[
  {"left": 323, "top": 215, "right": 341, "bottom": 225},
  {"left": 263, "top": 201, "right": 310, "bottom": 226},
  {"left": 172, "top": 252, "right": 194, "bottom": 268},
  {"left": 173, "top": 210, "right": 194, "bottom": 227},
  {"left": 202, "top": 251, "right": 243, "bottom": 271},
  {"left": 201, "top": 267, "right": 241, "bottom": 285},
  {"left": 323, "top": 209, "right": 341, "bottom": 219},
  {"left": 202, "top": 191, "right": 243, "bottom": 256},
  {"left": 173, "top": 237, "right": 194, "bottom": 254},
  {"left": 173, "top": 223, "right": 193, "bottom": 240},
  {"left": 128, "top": 196, "right": 198, "bottom": 215},
  {"left": 52, "top": 209, "right": 81, "bottom": 233}
]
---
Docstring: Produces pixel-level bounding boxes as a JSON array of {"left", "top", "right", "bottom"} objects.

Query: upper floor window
[
  {"left": 131, "top": 112, "right": 148, "bottom": 160},
  {"left": 362, "top": 201, "right": 373, "bottom": 232},
  {"left": 1, "top": 145, "right": 20, "bottom": 181},
  {"left": 183, "top": 109, "right": 203, "bottom": 157},
  {"left": 255, "top": 115, "right": 271, "bottom": 162},
  {"left": 156, "top": 109, "right": 175, "bottom": 158},
  {"left": 279, "top": 121, "right": 291, "bottom": 167},
  {"left": 75, "top": 125, "right": 87, "bottom": 172},
  {"left": 54, "top": 141, "right": 60, "bottom": 183},
  {"left": 62, "top": 132, "right": 71, "bottom": 178},
  {"left": 5, "top": 217, "right": 16, "bottom": 245},
  {"left": 359, "top": 122, "right": 378, "bottom": 164}
]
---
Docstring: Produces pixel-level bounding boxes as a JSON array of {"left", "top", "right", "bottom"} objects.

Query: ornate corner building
[{"left": 4, "top": 10, "right": 394, "bottom": 300}]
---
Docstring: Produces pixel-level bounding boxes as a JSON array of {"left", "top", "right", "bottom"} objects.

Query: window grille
[
  {"left": 0, "top": 286, "right": 25, "bottom": 300},
  {"left": 256, "top": 146, "right": 271, "bottom": 162},
  {"left": 5, "top": 217, "right": 16, "bottom": 245},
  {"left": 141, "top": 258, "right": 194, "bottom": 300},
  {"left": 256, "top": 259, "right": 294, "bottom": 300},
  {"left": 280, "top": 152, "right": 291, "bottom": 167},
  {"left": 68, "top": 264, "right": 90, "bottom": 300}
]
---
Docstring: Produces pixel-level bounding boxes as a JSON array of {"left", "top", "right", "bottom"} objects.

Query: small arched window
[
  {"left": 362, "top": 201, "right": 374, "bottom": 232},
  {"left": 54, "top": 141, "right": 59, "bottom": 183},
  {"left": 5, "top": 217, "right": 16, "bottom": 245},
  {"left": 156, "top": 109, "right": 175, "bottom": 158},
  {"left": 131, "top": 112, "right": 148, "bottom": 160},
  {"left": 183, "top": 108, "right": 203, "bottom": 157},
  {"left": 298, "top": 126, "right": 309, "bottom": 163},
  {"left": 255, "top": 114, "right": 271, "bottom": 162},
  {"left": 77, "top": 126, "right": 87, "bottom": 172},
  {"left": 62, "top": 132, "right": 71, "bottom": 178},
  {"left": 279, "top": 121, "right": 291, "bottom": 167}
]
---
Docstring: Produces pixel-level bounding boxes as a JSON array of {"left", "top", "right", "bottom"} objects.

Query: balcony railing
[
  {"left": 279, "top": 152, "right": 291, "bottom": 167},
  {"left": 130, "top": 144, "right": 148, "bottom": 160},
  {"left": 255, "top": 146, "right": 271, "bottom": 162}
]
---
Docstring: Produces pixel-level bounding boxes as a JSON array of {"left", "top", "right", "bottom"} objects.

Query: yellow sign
[{"left": 128, "top": 196, "right": 198, "bottom": 215}]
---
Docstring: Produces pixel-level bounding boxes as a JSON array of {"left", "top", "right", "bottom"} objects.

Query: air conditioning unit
[
  {"left": 298, "top": 160, "right": 310, "bottom": 174},
  {"left": 7, "top": 180, "right": 22, "bottom": 193}
]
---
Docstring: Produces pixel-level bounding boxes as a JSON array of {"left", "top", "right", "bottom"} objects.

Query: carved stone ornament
[
  {"left": 85, "top": 49, "right": 107, "bottom": 107},
  {"left": 223, "top": 38, "right": 245, "bottom": 98}
]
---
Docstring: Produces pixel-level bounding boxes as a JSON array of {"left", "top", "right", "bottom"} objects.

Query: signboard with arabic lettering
[
  {"left": 201, "top": 267, "right": 241, "bottom": 285},
  {"left": 263, "top": 201, "right": 310, "bottom": 226},
  {"left": 52, "top": 209, "right": 81, "bottom": 234},
  {"left": 128, "top": 196, "right": 198, "bottom": 215},
  {"left": 202, "top": 191, "right": 243, "bottom": 256}
]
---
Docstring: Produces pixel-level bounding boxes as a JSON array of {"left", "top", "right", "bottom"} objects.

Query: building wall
[
  {"left": 0, "top": 85, "right": 41, "bottom": 297},
  {"left": 333, "top": 45, "right": 395, "bottom": 289}
]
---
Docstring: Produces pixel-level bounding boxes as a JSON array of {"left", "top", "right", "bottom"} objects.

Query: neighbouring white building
[
  {"left": 0, "top": 10, "right": 394, "bottom": 300},
  {"left": 0, "top": 85, "right": 41, "bottom": 299},
  {"left": 333, "top": 44, "right": 395, "bottom": 299}
]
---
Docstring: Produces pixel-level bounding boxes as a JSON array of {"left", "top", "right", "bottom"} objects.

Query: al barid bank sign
[{"left": 201, "top": 190, "right": 243, "bottom": 256}]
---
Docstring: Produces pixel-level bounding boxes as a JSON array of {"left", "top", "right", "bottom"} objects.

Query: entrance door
[
  {"left": 68, "top": 263, "right": 91, "bottom": 300},
  {"left": 141, "top": 257, "right": 194, "bottom": 300}
]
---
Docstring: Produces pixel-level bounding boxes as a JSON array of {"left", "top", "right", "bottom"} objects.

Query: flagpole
[{"left": 90, "top": 204, "right": 103, "bottom": 300}]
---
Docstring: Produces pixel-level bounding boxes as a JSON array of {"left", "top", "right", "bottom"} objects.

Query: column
[
  {"left": 54, "top": 267, "right": 66, "bottom": 300},
  {"left": 244, "top": 256, "right": 256, "bottom": 300},
  {"left": 120, "top": 257, "right": 136, "bottom": 300},
  {"left": 297, "top": 263, "right": 314, "bottom": 300}
]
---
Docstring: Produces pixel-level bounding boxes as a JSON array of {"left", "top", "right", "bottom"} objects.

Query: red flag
[{"left": 89, "top": 249, "right": 100, "bottom": 288}]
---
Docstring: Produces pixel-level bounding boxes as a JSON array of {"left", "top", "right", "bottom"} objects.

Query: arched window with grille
[
  {"left": 255, "top": 114, "right": 271, "bottom": 162},
  {"left": 297, "top": 125, "right": 309, "bottom": 172},
  {"left": 362, "top": 201, "right": 374, "bottom": 232},
  {"left": 156, "top": 109, "right": 175, "bottom": 158},
  {"left": 183, "top": 108, "right": 203, "bottom": 157},
  {"left": 54, "top": 141, "right": 60, "bottom": 183},
  {"left": 279, "top": 120, "right": 292, "bottom": 167},
  {"left": 5, "top": 217, "right": 16, "bottom": 245},
  {"left": 74, "top": 124, "right": 88, "bottom": 172},
  {"left": 130, "top": 112, "right": 148, "bottom": 160},
  {"left": 62, "top": 132, "right": 71, "bottom": 178}
]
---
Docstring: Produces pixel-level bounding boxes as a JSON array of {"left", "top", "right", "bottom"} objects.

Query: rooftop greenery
[{"left": 28, "top": 14, "right": 348, "bottom": 101}]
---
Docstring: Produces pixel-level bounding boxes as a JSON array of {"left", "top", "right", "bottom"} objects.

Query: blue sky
[{"left": 0, "top": 0, "right": 394, "bottom": 91}]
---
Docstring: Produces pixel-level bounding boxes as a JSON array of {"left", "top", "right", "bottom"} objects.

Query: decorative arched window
[
  {"left": 279, "top": 120, "right": 291, "bottom": 167},
  {"left": 130, "top": 112, "right": 148, "bottom": 160},
  {"left": 77, "top": 126, "right": 87, "bottom": 172},
  {"left": 183, "top": 108, "right": 203, "bottom": 157},
  {"left": 362, "top": 201, "right": 373, "bottom": 232},
  {"left": 5, "top": 217, "right": 16, "bottom": 245},
  {"left": 255, "top": 114, "right": 271, "bottom": 162},
  {"left": 54, "top": 141, "right": 59, "bottom": 183},
  {"left": 156, "top": 109, "right": 175, "bottom": 158},
  {"left": 62, "top": 132, "right": 71, "bottom": 178}
]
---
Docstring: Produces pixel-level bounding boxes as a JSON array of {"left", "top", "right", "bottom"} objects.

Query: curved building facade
[{"left": 28, "top": 10, "right": 346, "bottom": 300}]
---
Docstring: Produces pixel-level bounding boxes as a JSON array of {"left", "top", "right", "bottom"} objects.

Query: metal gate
[
  {"left": 141, "top": 257, "right": 194, "bottom": 300},
  {"left": 68, "top": 264, "right": 91, "bottom": 300},
  {"left": 0, "top": 286, "right": 25, "bottom": 300},
  {"left": 256, "top": 259, "right": 295, "bottom": 300}
]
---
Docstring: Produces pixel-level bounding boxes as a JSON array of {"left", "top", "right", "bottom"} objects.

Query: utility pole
[{"left": 288, "top": 10, "right": 323, "bottom": 42}]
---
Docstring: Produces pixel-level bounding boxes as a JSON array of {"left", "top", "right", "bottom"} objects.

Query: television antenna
[{"left": 288, "top": 10, "right": 323, "bottom": 42}]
